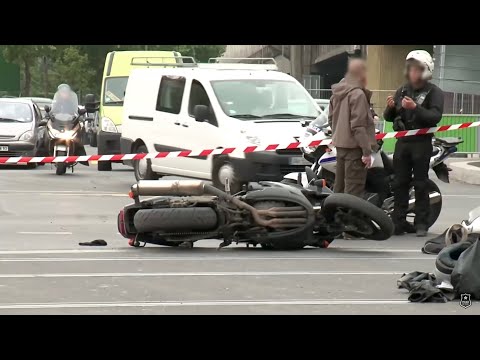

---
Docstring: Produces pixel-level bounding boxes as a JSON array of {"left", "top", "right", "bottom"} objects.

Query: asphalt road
[{"left": 0, "top": 147, "right": 479, "bottom": 314}]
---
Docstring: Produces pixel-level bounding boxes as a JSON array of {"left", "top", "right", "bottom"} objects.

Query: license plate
[
  {"left": 289, "top": 157, "right": 310, "bottom": 166},
  {"left": 0, "top": 146, "right": 8, "bottom": 151}
]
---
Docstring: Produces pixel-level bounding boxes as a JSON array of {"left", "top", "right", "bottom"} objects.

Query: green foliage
[
  {"left": 1, "top": 45, "right": 226, "bottom": 99},
  {"left": 54, "top": 47, "right": 95, "bottom": 95}
]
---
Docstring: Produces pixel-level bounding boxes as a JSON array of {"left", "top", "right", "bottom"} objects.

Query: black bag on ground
[
  {"left": 422, "top": 229, "right": 447, "bottom": 254},
  {"left": 451, "top": 239, "right": 480, "bottom": 299}
]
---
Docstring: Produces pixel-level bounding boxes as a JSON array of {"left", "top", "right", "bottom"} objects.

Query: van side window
[
  {"left": 156, "top": 76, "right": 186, "bottom": 114},
  {"left": 188, "top": 80, "right": 217, "bottom": 126}
]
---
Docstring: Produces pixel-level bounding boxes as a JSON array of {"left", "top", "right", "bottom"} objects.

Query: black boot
[
  {"left": 394, "top": 221, "right": 416, "bottom": 235},
  {"left": 416, "top": 225, "right": 428, "bottom": 237}
]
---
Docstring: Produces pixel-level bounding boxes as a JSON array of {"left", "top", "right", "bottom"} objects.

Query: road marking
[
  {"left": 0, "top": 299, "right": 410, "bottom": 310},
  {"left": 0, "top": 298, "right": 411, "bottom": 309},
  {"left": 0, "top": 249, "right": 125, "bottom": 255},
  {"left": 0, "top": 256, "right": 433, "bottom": 262},
  {"left": 38, "top": 193, "right": 128, "bottom": 197},
  {"left": 0, "top": 248, "right": 424, "bottom": 255},
  {"left": 0, "top": 271, "right": 404, "bottom": 279},
  {"left": 0, "top": 190, "right": 126, "bottom": 195},
  {"left": 443, "top": 194, "right": 480, "bottom": 198},
  {"left": 17, "top": 232, "right": 73, "bottom": 235}
]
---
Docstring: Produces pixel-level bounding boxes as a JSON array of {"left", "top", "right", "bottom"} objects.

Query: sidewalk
[{"left": 448, "top": 158, "right": 480, "bottom": 185}]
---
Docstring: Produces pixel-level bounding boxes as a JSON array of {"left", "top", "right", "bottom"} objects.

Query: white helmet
[{"left": 406, "top": 50, "right": 434, "bottom": 80}]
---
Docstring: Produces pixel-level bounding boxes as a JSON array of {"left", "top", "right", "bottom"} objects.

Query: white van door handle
[
  {"left": 174, "top": 121, "right": 181, "bottom": 126},
  {"left": 181, "top": 123, "right": 189, "bottom": 128}
]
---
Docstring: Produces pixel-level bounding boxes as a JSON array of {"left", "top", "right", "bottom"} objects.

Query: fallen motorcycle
[
  {"left": 283, "top": 112, "right": 463, "bottom": 229},
  {"left": 118, "top": 179, "right": 394, "bottom": 250}
]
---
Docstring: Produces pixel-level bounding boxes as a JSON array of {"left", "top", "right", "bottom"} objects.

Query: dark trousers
[
  {"left": 392, "top": 139, "right": 432, "bottom": 228},
  {"left": 334, "top": 147, "right": 367, "bottom": 197}
]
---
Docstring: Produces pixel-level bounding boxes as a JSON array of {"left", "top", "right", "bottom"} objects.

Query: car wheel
[{"left": 133, "top": 144, "right": 159, "bottom": 181}]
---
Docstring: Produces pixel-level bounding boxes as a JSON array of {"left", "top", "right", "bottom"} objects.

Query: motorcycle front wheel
[
  {"left": 55, "top": 151, "right": 67, "bottom": 175},
  {"left": 323, "top": 193, "right": 394, "bottom": 240}
]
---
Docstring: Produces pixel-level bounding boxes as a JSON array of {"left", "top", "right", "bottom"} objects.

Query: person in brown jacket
[{"left": 328, "top": 59, "right": 377, "bottom": 197}]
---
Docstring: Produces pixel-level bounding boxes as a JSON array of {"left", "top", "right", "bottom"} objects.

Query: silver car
[{"left": 0, "top": 98, "right": 43, "bottom": 167}]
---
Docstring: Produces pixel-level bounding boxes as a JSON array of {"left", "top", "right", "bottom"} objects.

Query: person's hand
[
  {"left": 386, "top": 95, "right": 395, "bottom": 108},
  {"left": 402, "top": 96, "right": 417, "bottom": 110},
  {"left": 362, "top": 155, "right": 372, "bottom": 168}
]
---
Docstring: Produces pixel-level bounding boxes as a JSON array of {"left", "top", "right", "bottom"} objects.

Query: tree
[
  {"left": 54, "top": 46, "right": 95, "bottom": 97},
  {"left": 2, "top": 45, "right": 53, "bottom": 96}
]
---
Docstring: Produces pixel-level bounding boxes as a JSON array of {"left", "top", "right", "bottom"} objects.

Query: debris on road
[{"left": 79, "top": 239, "right": 107, "bottom": 246}]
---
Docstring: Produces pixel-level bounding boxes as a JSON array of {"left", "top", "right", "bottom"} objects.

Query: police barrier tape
[{"left": 1, "top": 121, "right": 479, "bottom": 165}]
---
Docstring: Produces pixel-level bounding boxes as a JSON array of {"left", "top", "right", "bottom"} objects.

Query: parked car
[
  {"left": 21, "top": 97, "right": 52, "bottom": 118},
  {"left": 0, "top": 98, "right": 43, "bottom": 167}
]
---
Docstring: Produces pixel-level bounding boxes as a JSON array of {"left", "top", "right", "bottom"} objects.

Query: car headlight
[
  {"left": 19, "top": 130, "right": 34, "bottom": 141},
  {"left": 245, "top": 135, "right": 261, "bottom": 145},
  {"left": 101, "top": 117, "right": 118, "bottom": 133}
]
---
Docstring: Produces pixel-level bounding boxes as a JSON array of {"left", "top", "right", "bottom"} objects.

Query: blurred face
[{"left": 407, "top": 63, "right": 424, "bottom": 85}]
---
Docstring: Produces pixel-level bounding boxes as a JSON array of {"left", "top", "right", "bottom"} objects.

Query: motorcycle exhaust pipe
[
  {"left": 132, "top": 180, "right": 208, "bottom": 197},
  {"left": 131, "top": 180, "right": 307, "bottom": 229}
]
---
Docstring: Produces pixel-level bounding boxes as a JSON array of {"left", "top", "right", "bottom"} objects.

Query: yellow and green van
[{"left": 97, "top": 50, "right": 181, "bottom": 171}]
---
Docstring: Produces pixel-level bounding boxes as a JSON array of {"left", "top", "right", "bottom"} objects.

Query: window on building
[{"left": 156, "top": 76, "right": 186, "bottom": 114}]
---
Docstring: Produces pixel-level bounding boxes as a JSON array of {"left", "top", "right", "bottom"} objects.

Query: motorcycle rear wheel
[
  {"left": 323, "top": 193, "right": 394, "bottom": 240},
  {"left": 133, "top": 207, "right": 218, "bottom": 233}
]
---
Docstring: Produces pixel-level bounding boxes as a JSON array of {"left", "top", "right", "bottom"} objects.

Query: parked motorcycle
[
  {"left": 39, "top": 89, "right": 89, "bottom": 175},
  {"left": 118, "top": 179, "right": 394, "bottom": 250},
  {"left": 283, "top": 113, "right": 464, "bottom": 229}
]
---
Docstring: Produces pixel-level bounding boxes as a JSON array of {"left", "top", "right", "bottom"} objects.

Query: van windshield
[
  {"left": 211, "top": 79, "right": 320, "bottom": 120},
  {"left": 104, "top": 77, "right": 128, "bottom": 105}
]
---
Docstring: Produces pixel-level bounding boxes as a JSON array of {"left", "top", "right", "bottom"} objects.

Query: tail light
[{"left": 117, "top": 209, "right": 128, "bottom": 238}]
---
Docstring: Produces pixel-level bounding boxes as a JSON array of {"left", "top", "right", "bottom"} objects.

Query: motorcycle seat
[{"left": 435, "top": 137, "right": 463, "bottom": 146}]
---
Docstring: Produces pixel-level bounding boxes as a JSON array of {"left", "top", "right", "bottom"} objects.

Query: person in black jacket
[{"left": 384, "top": 50, "right": 444, "bottom": 237}]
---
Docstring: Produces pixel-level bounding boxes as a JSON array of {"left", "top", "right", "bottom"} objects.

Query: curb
[{"left": 449, "top": 161, "right": 480, "bottom": 185}]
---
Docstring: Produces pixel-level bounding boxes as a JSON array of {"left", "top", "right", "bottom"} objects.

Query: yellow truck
[{"left": 96, "top": 50, "right": 183, "bottom": 171}]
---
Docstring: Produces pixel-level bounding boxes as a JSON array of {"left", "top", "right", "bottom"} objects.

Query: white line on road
[
  {"left": 0, "top": 271, "right": 404, "bottom": 278},
  {"left": 0, "top": 248, "right": 424, "bottom": 255},
  {"left": 0, "top": 190, "right": 126, "bottom": 195},
  {"left": 443, "top": 194, "right": 480, "bottom": 198},
  {"left": 17, "top": 232, "right": 73, "bottom": 235},
  {"left": 0, "top": 256, "right": 433, "bottom": 262},
  {"left": 0, "top": 299, "right": 410, "bottom": 310}
]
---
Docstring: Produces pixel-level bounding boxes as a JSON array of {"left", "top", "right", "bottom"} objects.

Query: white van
[{"left": 121, "top": 58, "right": 321, "bottom": 192}]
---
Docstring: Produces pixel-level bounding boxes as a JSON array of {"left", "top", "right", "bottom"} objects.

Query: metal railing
[{"left": 304, "top": 83, "right": 480, "bottom": 116}]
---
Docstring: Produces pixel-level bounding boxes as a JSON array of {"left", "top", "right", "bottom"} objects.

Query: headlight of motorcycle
[
  {"left": 56, "top": 130, "right": 76, "bottom": 140},
  {"left": 19, "top": 130, "right": 34, "bottom": 142},
  {"left": 101, "top": 117, "right": 118, "bottom": 133}
]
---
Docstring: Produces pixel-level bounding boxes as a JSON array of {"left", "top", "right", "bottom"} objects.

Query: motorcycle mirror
[
  {"left": 44, "top": 105, "right": 51, "bottom": 113},
  {"left": 78, "top": 108, "right": 87, "bottom": 116}
]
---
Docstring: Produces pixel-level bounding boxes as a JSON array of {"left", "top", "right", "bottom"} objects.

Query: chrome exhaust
[{"left": 132, "top": 180, "right": 208, "bottom": 197}]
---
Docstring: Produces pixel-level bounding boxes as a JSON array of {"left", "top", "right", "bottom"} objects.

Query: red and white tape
[{"left": 1, "top": 121, "right": 479, "bottom": 164}]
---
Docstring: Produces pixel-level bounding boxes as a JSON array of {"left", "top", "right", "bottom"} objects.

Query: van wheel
[
  {"left": 133, "top": 144, "right": 159, "bottom": 181},
  {"left": 212, "top": 160, "right": 244, "bottom": 194}
]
